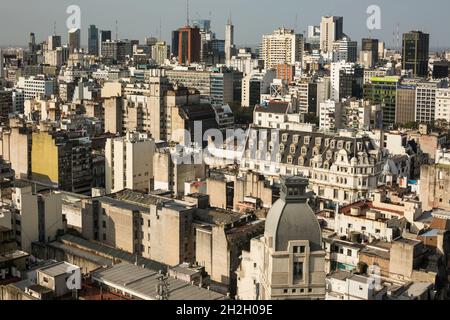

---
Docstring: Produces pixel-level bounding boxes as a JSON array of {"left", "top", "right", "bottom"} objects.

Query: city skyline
[{"left": 1, "top": 0, "right": 450, "bottom": 49}]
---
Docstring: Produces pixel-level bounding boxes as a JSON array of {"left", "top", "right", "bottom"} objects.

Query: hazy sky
[{"left": 1, "top": 0, "right": 450, "bottom": 48}]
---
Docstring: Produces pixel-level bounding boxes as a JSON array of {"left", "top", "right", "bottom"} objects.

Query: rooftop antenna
[
  {"left": 295, "top": 14, "right": 298, "bottom": 32},
  {"left": 186, "top": 0, "right": 190, "bottom": 26},
  {"left": 159, "top": 18, "right": 162, "bottom": 41},
  {"left": 116, "top": 20, "right": 119, "bottom": 41},
  {"left": 53, "top": 21, "right": 57, "bottom": 36}
]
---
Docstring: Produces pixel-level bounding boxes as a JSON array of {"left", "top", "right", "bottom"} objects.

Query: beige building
[
  {"left": 0, "top": 124, "right": 32, "bottom": 179},
  {"left": 105, "top": 132, "right": 156, "bottom": 194},
  {"left": 3, "top": 181, "right": 63, "bottom": 253},
  {"left": 193, "top": 206, "right": 264, "bottom": 295},
  {"left": 81, "top": 190, "right": 196, "bottom": 267},
  {"left": 320, "top": 16, "right": 344, "bottom": 53},
  {"left": 236, "top": 177, "right": 326, "bottom": 300},
  {"left": 261, "top": 28, "right": 303, "bottom": 70},
  {"left": 153, "top": 147, "right": 206, "bottom": 197},
  {"left": 104, "top": 96, "right": 123, "bottom": 135}
]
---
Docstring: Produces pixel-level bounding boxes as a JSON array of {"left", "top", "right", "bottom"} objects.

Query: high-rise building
[
  {"left": 320, "top": 16, "right": 344, "bottom": 53},
  {"left": 101, "top": 30, "right": 112, "bottom": 42},
  {"left": 225, "top": 18, "right": 235, "bottom": 67},
  {"left": 402, "top": 31, "right": 430, "bottom": 77},
  {"left": 151, "top": 41, "right": 169, "bottom": 65},
  {"left": 105, "top": 132, "right": 156, "bottom": 194},
  {"left": 47, "top": 35, "right": 62, "bottom": 51},
  {"left": 364, "top": 76, "right": 400, "bottom": 127},
  {"left": 261, "top": 28, "right": 304, "bottom": 70},
  {"left": 100, "top": 30, "right": 112, "bottom": 55},
  {"left": 101, "top": 40, "right": 127, "bottom": 63},
  {"left": 415, "top": 80, "right": 448, "bottom": 124},
  {"left": 361, "top": 38, "right": 379, "bottom": 67},
  {"left": 396, "top": 79, "right": 419, "bottom": 124},
  {"left": 332, "top": 36, "right": 357, "bottom": 63},
  {"left": 435, "top": 87, "right": 450, "bottom": 123},
  {"left": 88, "top": 25, "right": 99, "bottom": 56},
  {"left": 176, "top": 26, "right": 201, "bottom": 65},
  {"left": 31, "top": 128, "right": 92, "bottom": 195},
  {"left": 68, "top": 28, "right": 81, "bottom": 53},
  {"left": 330, "top": 61, "right": 364, "bottom": 102}
]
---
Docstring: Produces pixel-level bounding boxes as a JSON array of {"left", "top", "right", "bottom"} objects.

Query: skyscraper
[
  {"left": 101, "top": 30, "right": 112, "bottom": 43},
  {"left": 88, "top": 25, "right": 99, "bottom": 56},
  {"left": 261, "top": 28, "right": 303, "bottom": 70},
  {"left": 48, "top": 35, "right": 62, "bottom": 51},
  {"left": 402, "top": 31, "right": 430, "bottom": 78},
  {"left": 361, "top": 38, "right": 379, "bottom": 67},
  {"left": 68, "top": 28, "right": 81, "bottom": 53},
  {"left": 320, "top": 16, "right": 344, "bottom": 53},
  {"left": 177, "top": 26, "right": 201, "bottom": 65},
  {"left": 225, "top": 17, "right": 235, "bottom": 67}
]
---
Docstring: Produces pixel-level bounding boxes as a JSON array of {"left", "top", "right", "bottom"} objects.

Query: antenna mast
[{"left": 186, "top": 0, "right": 190, "bottom": 26}]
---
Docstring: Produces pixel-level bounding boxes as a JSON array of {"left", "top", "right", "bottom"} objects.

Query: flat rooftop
[{"left": 92, "top": 262, "right": 225, "bottom": 300}]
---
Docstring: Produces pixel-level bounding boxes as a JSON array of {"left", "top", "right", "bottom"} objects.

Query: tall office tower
[
  {"left": 101, "top": 30, "right": 112, "bottom": 43},
  {"left": 330, "top": 61, "right": 364, "bottom": 102},
  {"left": 261, "top": 28, "right": 303, "bottom": 70},
  {"left": 28, "top": 32, "right": 38, "bottom": 65},
  {"left": 361, "top": 38, "right": 379, "bottom": 67},
  {"left": 177, "top": 26, "right": 201, "bottom": 65},
  {"left": 100, "top": 30, "right": 112, "bottom": 55},
  {"left": 402, "top": 31, "right": 430, "bottom": 77},
  {"left": 320, "top": 16, "right": 344, "bottom": 53},
  {"left": 29, "top": 32, "right": 36, "bottom": 52},
  {"left": 364, "top": 76, "right": 400, "bottom": 127},
  {"left": 332, "top": 36, "right": 357, "bottom": 62},
  {"left": 396, "top": 79, "right": 419, "bottom": 124},
  {"left": 68, "top": 28, "right": 81, "bottom": 53},
  {"left": 88, "top": 25, "right": 99, "bottom": 55},
  {"left": 171, "top": 30, "right": 180, "bottom": 57},
  {"left": 47, "top": 35, "right": 62, "bottom": 51},
  {"left": 225, "top": 17, "right": 235, "bottom": 67}
]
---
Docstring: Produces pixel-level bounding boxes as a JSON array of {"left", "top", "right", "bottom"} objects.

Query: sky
[{"left": 1, "top": 0, "right": 449, "bottom": 49}]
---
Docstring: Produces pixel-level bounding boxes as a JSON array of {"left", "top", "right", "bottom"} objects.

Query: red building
[{"left": 177, "top": 26, "right": 201, "bottom": 65}]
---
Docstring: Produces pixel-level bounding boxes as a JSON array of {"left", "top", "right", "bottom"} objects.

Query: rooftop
[{"left": 92, "top": 262, "right": 225, "bottom": 300}]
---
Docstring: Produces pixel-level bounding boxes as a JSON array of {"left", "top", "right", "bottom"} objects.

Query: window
[
  {"left": 347, "top": 249, "right": 352, "bottom": 257},
  {"left": 283, "top": 289, "right": 288, "bottom": 294},
  {"left": 375, "top": 229, "right": 381, "bottom": 234},
  {"left": 294, "top": 246, "right": 306, "bottom": 254},
  {"left": 43, "top": 277, "right": 49, "bottom": 283},
  {"left": 293, "top": 262, "right": 304, "bottom": 281},
  {"left": 103, "top": 233, "right": 107, "bottom": 241},
  {"left": 102, "top": 221, "right": 106, "bottom": 228}
]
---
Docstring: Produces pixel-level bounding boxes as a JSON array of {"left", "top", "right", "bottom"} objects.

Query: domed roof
[{"left": 265, "top": 176, "right": 322, "bottom": 252}]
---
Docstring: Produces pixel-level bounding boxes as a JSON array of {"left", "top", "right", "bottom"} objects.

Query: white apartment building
[
  {"left": 319, "top": 100, "right": 342, "bottom": 131},
  {"left": 261, "top": 28, "right": 303, "bottom": 70},
  {"left": 17, "top": 76, "right": 55, "bottom": 100},
  {"left": 435, "top": 88, "right": 450, "bottom": 122},
  {"left": 230, "top": 49, "right": 263, "bottom": 76},
  {"left": 330, "top": 61, "right": 361, "bottom": 102},
  {"left": 105, "top": 132, "right": 156, "bottom": 194},
  {"left": 332, "top": 37, "right": 357, "bottom": 63},
  {"left": 241, "top": 69, "right": 276, "bottom": 107},
  {"left": 415, "top": 80, "right": 448, "bottom": 124}
]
